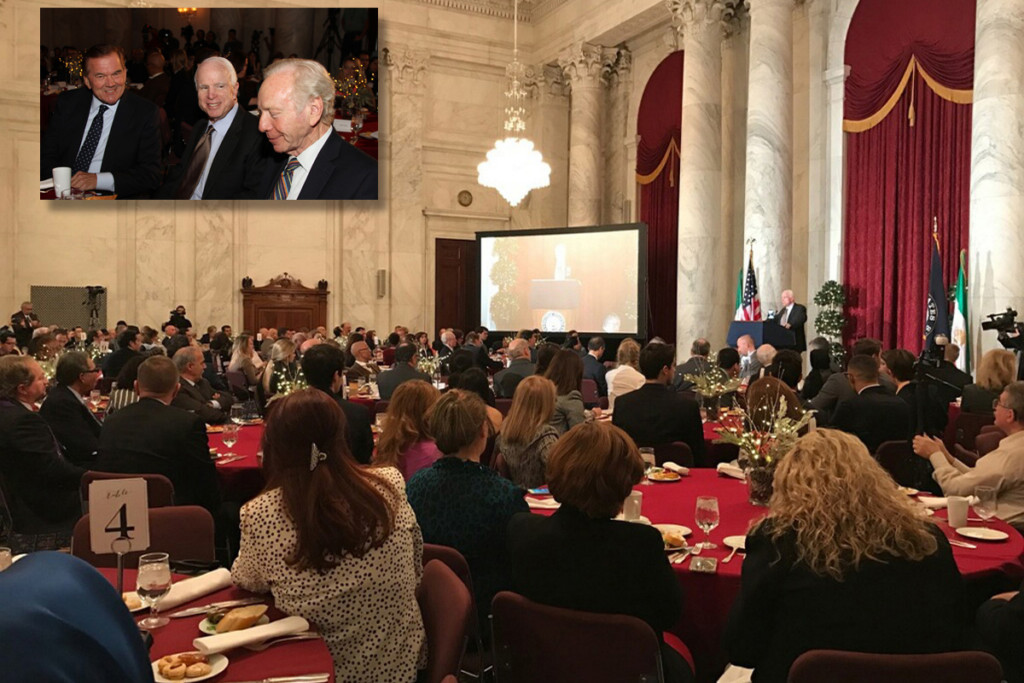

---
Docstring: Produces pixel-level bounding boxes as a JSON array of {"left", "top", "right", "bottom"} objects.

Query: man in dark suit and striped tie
[{"left": 255, "top": 58, "right": 377, "bottom": 200}]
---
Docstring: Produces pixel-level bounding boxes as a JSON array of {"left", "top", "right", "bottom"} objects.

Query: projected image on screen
[{"left": 480, "top": 228, "right": 640, "bottom": 334}]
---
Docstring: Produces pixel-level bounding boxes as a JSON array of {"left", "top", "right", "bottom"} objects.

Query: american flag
[{"left": 742, "top": 250, "right": 761, "bottom": 321}]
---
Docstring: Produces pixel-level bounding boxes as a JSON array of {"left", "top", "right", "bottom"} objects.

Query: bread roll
[
  {"left": 215, "top": 604, "right": 268, "bottom": 633},
  {"left": 186, "top": 662, "right": 212, "bottom": 678}
]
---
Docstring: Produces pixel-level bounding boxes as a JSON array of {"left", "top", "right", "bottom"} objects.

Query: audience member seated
[
  {"left": 407, "top": 390, "right": 529, "bottom": 628},
  {"left": 725, "top": 429, "right": 962, "bottom": 683},
  {"left": 449, "top": 367, "right": 502, "bottom": 434},
  {"left": 717, "top": 346, "right": 744, "bottom": 409},
  {"left": 106, "top": 355, "right": 145, "bottom": 415},
  {"left": 507, "top": 421, "right": 692, "bottom": 683},
  {"left": 300, "top": 344, "right": 374, "bottom": 465},
  {"left": 606, "top": 339, "right": 645, "bottom": 412},
  {"left": 95, "top": 356, "right": 221, "bottom": 519},
  {"left": 39, "top": 351, "right": 102, "bottom": 467},
  {"left": 672, "top": 338, "right": 712, "bottom": 392},
  {"left": 171, "top": 346, "right": 234, "bottom": 424},
  {"left": 811, "top": 338, "right": 895, "bottom": 425},
  {"left": 0, "top": 356, "right": 83, "bottom": 549},
  {"left": 962, "top": 349, "right": 1017, "bottom": 416},
  {"left": 830, "top": 355, "right": 910, "bottom": 453},
  {"left": 754, "top": 344, "right": 777, "bottom": 381},
  {"left": 376, "top": 342, "right": 431, "bottom": 400},
  {"left": 882, "top": 348, "right": 948, "bottom": 437},
  {"left": 232, "top": 389, "right": 425, "bottom": 683},
  {"left": 977, "top": 578, "right": 1024, "bottom": 683},
  {"left": 534, "top": 341, "right": 559, "bottom": 376},
  {"left": 261, "top": 338, "right": 299, "bottom": 403},
  {"left": 745, "top": 376, "right": 805, "bottom": 432},
  {"left": 0, "top": 552, "right": 153, "bottom": 682},
  {"left": 545, "top": 349, "right": 589, "bottom": 435},
  {"left": 912, "top": 381, "right": 1024, "bottom": 528},
  {"left": 373, "top": 380, "right": 442, "bottom": 480},
  {"left": 228, "top": 333, "right": 263, "bottom": 388},
  {"left": 0, "top": 330, "right": 19, "bottom": 356},
  {"left": 102, "top": 327, "right": 142, "bottom": 377},
  {"left": 737, "top": 334, "right": 760, "bottom": 381},
  {"left": 346, "top": 340, "right": 381, "bottom": 382},
  {"left": 800, "top": 348, "right": 834, "bottom": 401},
  {"left": 495, "top": 375, "right": 560, "bottom": 489},
  {"left": 613, "top": 342, "right": 704, "bottom": 461},
  {"left": 765, "top": 349, "right": 802, "bottom": 393},
  {"left": 494, "top": 338, "right": 535, "bottom": 399},
  {"left": 462, "top": 330, "right": 502, "bottom": 373},
  {"left": 583, "top": 336, "right": 609, "bottom": 397}
]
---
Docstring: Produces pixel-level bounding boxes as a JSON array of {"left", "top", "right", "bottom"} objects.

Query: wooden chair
[
  {"left": 953, "top": 412, "right": 995, "bottom": 451},
  {"left": 423, "top": 544, "right": 490, "bottom": 679},
  {"left": 874, "top": 440, "right": 937, "bottom": 492},
  {"left": 975, "top": 430, "right": 1004, "bottom": 457},
  {"left": 80, "top": 471, "right": 175, "bottom": 514},
  {"left": 652, "top": 442, "right": 693, "bottom": 468},
  {"left": 71, "top": 505, "right": 215, "bottom": 568},
  {"left": 417, "top": 560, "right": 473, "bottom": 683},
  {"left": 581, "top": 379, "right": 600, "bottom": 406},
  {"left": 787, "top": 649, "right": 1003, "bottom": 683}
]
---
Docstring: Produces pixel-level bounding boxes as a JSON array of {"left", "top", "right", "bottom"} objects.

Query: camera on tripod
[{"left": 981, "top": 307, "right": 1024, "bottom": 350}]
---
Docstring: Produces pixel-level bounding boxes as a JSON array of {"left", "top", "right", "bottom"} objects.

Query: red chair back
[
  {"left": 71, "top": 505, "right": 215, "bottom": 568},
  {"left": 495, "top": 398, "right": 513, "bottom": 417},
  {"left": 874, "top": 441, "right": 918, "bottom": 488},
  {"left": 952, "top": 444, "right": 979, "bottom": 468},
  {"left": 979, "top": 424, "right": 1001, "bottom": 435},
  {"left": 225, "top": 370, "right": 248, "bottom": 393},
  {"left": 581, "top": 379, "right": 599, "bottom": 406},
  {"left": 490, "top": 591, "right": 664, "bottom": 683},
  {"left": 418, "top": 560, "right": 473, "bottom": 683},
  {"left": 975, "top": 430, "right": 1004, "bottom": 457},
  {"left": 953, "top": 412, "right": 995, "bottom": 451},
  {"left": 97, "top": 376, "right": 116, "bottom": 394},
  {"left": 373, "top": 400, "right": 389, "bottom": 417},
  {"left": 653, "top": 442, "right": 693, "bottom": 468},
  {"left": 381, "top": 347, "right": 396, "bottom": 366},
  {"left": 80, "top": 471, "right": 175, "bottom": 513},
  {"left": 787, "top": 649, "right": 1002, "bottom": 683}
]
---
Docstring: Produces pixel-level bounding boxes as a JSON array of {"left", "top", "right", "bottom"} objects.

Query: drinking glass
[
  {"left": 694, "top": 496, "right": 720, "bottom": 550},
  {"left": 88, "top": 389, "right": 102, "bottom": 410},
  {"left": 638, "top": 448, "right": 656, "bottom": 485},
  {"left": 243, "top": 399, "right": 260, "bottom": 422},
  {"left": 230, "top": 403, "right": 245, "bottom": 425},
  {"left": 222, "top": 423, "right": 239, "bottom": 456},
  {"left": 0, "top": 547, "right": 12, "bottom": 572},
  {"left": 974, "top": 485, "right": 998, "bottom": 522},
  {"left": 136, "top": 552, "right": 172, "bottom": 629}
]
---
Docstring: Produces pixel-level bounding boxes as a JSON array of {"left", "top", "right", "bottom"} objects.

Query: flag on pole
[
  {"left": 923, "top": 227, "right": 949, "bottom": 348},
  {"left": 734, "top": 266, "right": 745, "bottom": 321},
  {"left": 742, "top": 249, "right": 762, "bottom": 322},
  {"left": 951, "top": 249, "right": 969, "bottom": 373}
]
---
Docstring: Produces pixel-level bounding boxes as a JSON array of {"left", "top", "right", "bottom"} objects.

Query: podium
[{"left": 727, "top": 321, "right": 797, "bottom": 350}]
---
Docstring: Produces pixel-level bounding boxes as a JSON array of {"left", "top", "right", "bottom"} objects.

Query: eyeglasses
[
  {"left": 993, "top": 399, "right": 1011, "bottom": 411},
  {"left": 81, "top": 368, "right": 101, "bottom": 374}
]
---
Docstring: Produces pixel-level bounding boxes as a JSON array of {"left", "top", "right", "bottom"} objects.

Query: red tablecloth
[
  {"left": 534, "top": 469, "right": 1024, "bottom": 680},
  {"left": 333, "top": 111, "right": 378, "bottom": 159},
  {"left": 99, "top": 568, "right": 335, "bottom": 682},
  {"left": 211, "top": 425, "right": 266, "bottom": 503}
]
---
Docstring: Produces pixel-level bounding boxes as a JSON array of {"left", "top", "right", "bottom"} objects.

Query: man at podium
[{"left": 776, "top": 289, "right": 807, "bottom": 351}]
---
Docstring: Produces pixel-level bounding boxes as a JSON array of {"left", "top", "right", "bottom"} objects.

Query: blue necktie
[
  {"left": 73, "top": 104, "right": 108, "bottom": 174},
  {"left": 273, "top": 158, "right": 301, "bottom": 199}
]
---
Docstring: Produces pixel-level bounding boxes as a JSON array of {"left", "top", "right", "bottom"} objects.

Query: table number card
[{"left": 89, "top": 478, "right": 150, "bottom": 555}]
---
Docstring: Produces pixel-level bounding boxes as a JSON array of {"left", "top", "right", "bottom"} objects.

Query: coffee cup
[
  {"left": 52, "top": 166, "right": 72, "bottom": 197},
  {"left": 947, "top": 495, "right": 969, "bottom": 528},
  {"left": 623, "top": 490, "right": 643, "bottom": 521}
]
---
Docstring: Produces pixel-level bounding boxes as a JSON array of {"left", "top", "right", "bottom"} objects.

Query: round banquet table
[
  {"left": 534, "top": 469, "right": 1024, "bottom": 681},
  {"left": 99, "top": 568, "right": 335, "bottom": 682},
  {"left": 210, "top": 424, "right": 267, "bottom": 503}
]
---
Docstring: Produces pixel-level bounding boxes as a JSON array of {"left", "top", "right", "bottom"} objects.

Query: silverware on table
[
  {"left": 672, "top": 547, "right": 694, "bottom": 565},
  {"left": 230, "top": 675, "right": 331, "bottom": 683},
  {"left": 948, "top": 539, "right": 977, "bottom": 549},
  {"left": 244, "top": 632, "right": 323, "bottom": 652},
  {"left": 723, "top": 546, "right": 743, "bottom": 563},
  {"left": 169, "top": 596, "right": 265, "bottom": 619}
]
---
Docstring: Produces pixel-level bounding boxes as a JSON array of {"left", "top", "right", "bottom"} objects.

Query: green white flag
[
  {"left": 734, "top": 267, "right": 744, "bottom": 321},
  {"left": 951, "top": 250, "right": 969, "bottom": 374}
]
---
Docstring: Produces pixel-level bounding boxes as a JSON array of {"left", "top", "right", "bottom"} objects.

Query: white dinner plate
[
  {"left": 648, "top": 469, "right": 682, "bottom": 483},
  {"left": 654, "top": 524, "right": 693, "bottom": 551},
  {"left": 613, "top": 513, "right": 651, "bottom": 525},
  {"left": 152, "top": 653, "right": 228, "bottom": 683},
  {"left": 956, "top": 527, "right": 1009, "bottom": 542},
  {"left": 198, "top": 614, "right": 270, "bottom": 635},
  {"left": 723, "top": 535, "right": 747, "bottom": 551}
]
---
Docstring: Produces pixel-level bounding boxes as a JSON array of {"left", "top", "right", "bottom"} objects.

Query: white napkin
[
  {"left": 716, "top": 462, "right": 746, "bottom": 481},
  {"left": 662, "top": 462, "right": 690, "bottom": 476},
  {"left": 40, "top": 178, "right": 54, "bottom": 191},
  {"left": 193, "top": 616, "right": 310, "bottom": 655},
  {"left": 919, "top": 495, "right": 978, "bottom": 510},
  {"left": 526, "top": 496, "right": 560, "bottom": 510},
  {"left": 365, "top": 130, "right": 379, "bottom": 139},
  {"left": 160, "top": 568, "right": 233, "bottom": 610},
  {"left": 333, "top": 119, "right": 353, "bottom": 132}
]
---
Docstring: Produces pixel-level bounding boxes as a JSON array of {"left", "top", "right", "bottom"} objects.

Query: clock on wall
[{"left": 458, "top": 190, "right": 473, "bottom": 207}]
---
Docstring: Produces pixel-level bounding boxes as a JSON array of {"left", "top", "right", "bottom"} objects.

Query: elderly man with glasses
[{"left": 39, "top": 351, "right": 103, "bottom": 467}]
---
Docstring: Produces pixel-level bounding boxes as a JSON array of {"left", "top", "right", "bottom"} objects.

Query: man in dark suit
[
  {"left": 301, "top": 344, "right": 375, "bottom": 464},
  {"left": 39, "top": 351, "right": 102, "bottom": 467},
  {"left": 158, "top": 56, "right": 273, "bottom": 199},
  {"left": 0, "top": 356, "right": 84, "bottom": 544},
  {"left": 462, "top": 331, "right": 502, "bottom": 373},
  {"left": 831, "top": 355, "right": 911, "bottom": 454},
  {"left": 583, "top": 336, "right": 609, "bottom": 397},
  {"left": 138, "top": 51, "right": 170, "bottom": 107},
  {"left": 777, "top": 289, "right": 807, "bottom": 351},
  {"left": 95, "top": 356, "right": 221, "bottom": 518},
  {"left": 673, "top": 338, "right": 712, "bottom": 391},
  {"left": 255, "top": 58, "right": 377, "bottom": 199},
  {"left": 170, "top": 346, "right": 233, "bottom": 424},
  {"left": 103, "top": 327, "right": 142, "bottom": 378},
  {"left": 494, "top": 339, "right": 536, "bottom": 398},
  {"left": 377, "top": 343, "right": 431, "bottom": 400},
  {"left": 613, "top": 342, "right": 705, "bottom": 462},
  {"left": 810, "top": 337, "right": 896, "bottom": 424},
  {"left": 39, "top": 44, "right": 161, "bottom": 199},
  {"left": 9, "top": 302, "right": 41, "bottom": 351}
]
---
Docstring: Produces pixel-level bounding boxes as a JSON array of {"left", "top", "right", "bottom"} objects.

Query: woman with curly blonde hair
[
  {"left": 373, "top": 381, "right": 441, "bottom": 480},
  {"left": 725, "top": 429, "right": 962, "bottom": 682}
]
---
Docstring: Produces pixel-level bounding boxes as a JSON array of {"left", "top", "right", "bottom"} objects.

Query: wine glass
[
  {"left": 136, "top": 552, "right": 172, "bottom": 629},
  {"left": 351, "top": 109, "right": 364, "bottom": 142},
  {"left": 638, "top": 448, "right": 656, "bottom": 485},
  {"left": 694, "top": 496, "right": 720, "bottom": 550},
  {"left": 230, "top": 403, "right": 245, "bottom": 425},
  {"left": 222, "top": 423, "right": 239, "bottom": 456},
  {"left": 88, "top": 389, "right": 102, "bottom": 411},
  {"left": 974, "top": 485, "right": 998, "bottom": 522}
]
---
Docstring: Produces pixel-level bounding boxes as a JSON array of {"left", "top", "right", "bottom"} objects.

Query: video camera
[{"left": 981, "top": 308, "right": 1024, "bottom": 350}]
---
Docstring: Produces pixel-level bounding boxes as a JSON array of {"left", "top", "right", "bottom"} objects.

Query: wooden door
[{"left": 434, "top": 238, "right": 478, "bottom": 333}]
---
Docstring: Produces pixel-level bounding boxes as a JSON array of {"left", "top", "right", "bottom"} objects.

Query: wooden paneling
[{"left": 241, "top": 274, "right": 328, "bottom": 333}]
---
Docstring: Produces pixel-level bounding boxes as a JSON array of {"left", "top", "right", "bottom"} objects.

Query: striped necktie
[
  {"left": 273, "top": 158, "right": 301, "bottom": 200},
  {"left": 176, "top": 125, "right": 214, "bottom": 199},
  {"left": 73, "top": 104, "right": 108, "bottom": 173}
]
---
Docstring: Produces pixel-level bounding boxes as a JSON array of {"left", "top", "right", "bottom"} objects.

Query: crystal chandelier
[{"left": 477, "top": 0, "right": 551, "bottom": 207}]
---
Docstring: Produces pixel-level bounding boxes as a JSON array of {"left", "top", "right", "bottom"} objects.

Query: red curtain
[
  {"left": 842, "top": 0, "right": 974, "bottom": 351},
  {"left": 637, "top": 51, "right": 683, "bottom": 342}
]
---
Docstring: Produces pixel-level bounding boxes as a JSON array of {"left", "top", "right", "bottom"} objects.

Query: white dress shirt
[
  {"left": 284, "top": 128, "right": 333, "bottom": 200},
  {"left": 77, "top": 95, "right": 120, "bottom": 192},
  {"left": 190, "top": 102, "right": 240, "bottom": 199},
  {"left": 928, "top": 430, "right": 1024, "bottom": 525}
]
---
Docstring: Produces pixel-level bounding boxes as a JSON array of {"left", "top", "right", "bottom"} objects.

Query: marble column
[
  {"left": 273, "top": 9, "right": 315, "bottom": 60},
  {"left": 559, "top": 43, "right": 611, "bottom": 227},
  {"left": 969, "top": 0, "right": 1024, "bottom": 358},
  {"left": 742, "top": 0, "right": 794, "bottom": 310},
  {"left": 521, "top": 64, "right": 570, "bottom": 228},
  {"left": 604, "top": 47, "right": 632, "bottom": 224}
]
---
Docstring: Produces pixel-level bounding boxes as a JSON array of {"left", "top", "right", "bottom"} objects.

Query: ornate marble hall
[{"left": 4, "top": 0, "right": 1023, "bottom": 363}]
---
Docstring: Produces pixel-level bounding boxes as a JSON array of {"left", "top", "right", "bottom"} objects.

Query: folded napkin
[
  {"left": 918, "top": 495, "right": 978, "bottom": 510},
  {"left": 40, "top": 178, "right": 54, "bottom": 191},
  {"left": 193, "top": 616, "right": 310, "bottom": 655},
  {"left": 160, "top": 568, "right": 233, "bottom": 611},
  {"left": 662, "top": 462, "right": 690, "bottom": 476},
  {"left": 526, "top": 496, "right": 560, "bottom": 510},
  {"left": 333, "top": 119, "right": 353, "bottom": 133},
  {"left": 716, "top": 462, "right": 746, "bottom": 481},
  {"left": 365, "top": 130, "right": 379, "bottom": 139}
]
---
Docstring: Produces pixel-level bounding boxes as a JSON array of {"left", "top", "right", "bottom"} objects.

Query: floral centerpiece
[
  {"left": 714, "top": 396, "right": 814, "bottom": 505},
  {"left": 416, "top": 354, "right": 442, "bottom": 378},
  {"left": 682, "top": 366, "right": 743, "bottom": 418},
  {"left": 268, "top": 368, "right": 308, "bottom": 404},
  {"left": 335, "top": 69, "right": 376, "bottom": 114}
]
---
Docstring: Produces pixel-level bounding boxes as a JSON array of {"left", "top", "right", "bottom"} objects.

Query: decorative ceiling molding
[{"left": 414, "top": 0, "right": 537, "bottom": 22}]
